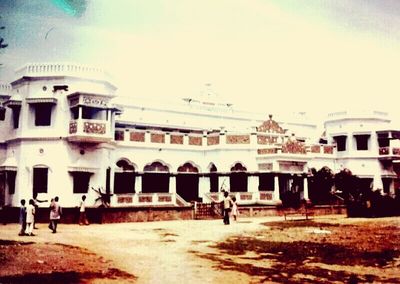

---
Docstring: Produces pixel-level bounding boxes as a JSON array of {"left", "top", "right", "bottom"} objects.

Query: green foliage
[{"left": 309, "top": 166, "right": 334, "bottom": 204}]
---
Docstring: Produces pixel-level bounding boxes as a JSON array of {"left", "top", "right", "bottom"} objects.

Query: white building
[{"left": 0, "top": 63, "right": 399, "bottom": 210}]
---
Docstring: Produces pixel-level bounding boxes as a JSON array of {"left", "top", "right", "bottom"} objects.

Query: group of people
[
  {"left": 222, "top": 190, "right": 239, "bottom": 225},
  {"left": 18, "top": 195, "right": 62, "bottom": 236}
]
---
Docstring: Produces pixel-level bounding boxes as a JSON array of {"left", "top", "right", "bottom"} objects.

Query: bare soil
[
  {"left": 0, "top": 215, "right": 399, "bottom": 283},
  {"left": 0, "top": 240, "right": 136, "bottom": 283}
]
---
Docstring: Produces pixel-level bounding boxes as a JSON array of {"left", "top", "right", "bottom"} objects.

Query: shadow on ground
[
  {"left": 193, "top": 219, "right": 400, "bottom": 283},
  {"left": 0, "top": 240, "right": 136, "bottom": 283}
]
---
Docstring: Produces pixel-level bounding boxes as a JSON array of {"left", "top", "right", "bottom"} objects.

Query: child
[
  {"left": 231, "top": 196, "right": 239, "bottom": 221},
  {"left": 79, "top": 195, "right": 89, "bottom": 225},
  {"left": 18, "top": 199, "right": 26, "bottom": 236},
  {"left": 25, "top": 199, "right": 35, "bottom": 236}
]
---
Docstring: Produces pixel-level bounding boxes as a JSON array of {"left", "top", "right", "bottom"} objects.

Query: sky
[{"left": 1, "top": 0, "right": 400, "bottom": 121}]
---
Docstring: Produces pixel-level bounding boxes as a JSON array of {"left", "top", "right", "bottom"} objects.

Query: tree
[
  {"left": 334, "top": 168, "right": 359, "bottom": 202},
  {"left": 309, "top": 166, "right": 334, "bottom": 204}
]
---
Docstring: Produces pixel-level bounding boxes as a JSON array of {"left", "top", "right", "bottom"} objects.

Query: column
[
  {"left": 124, "top": 129, "right": 129, "bottom": 142},
  {"left": 248, "top": 175, "right": 258, "bottom": 193},
  {"left": 389, "top": 179, "right": 395, "bottom": 196},
  {"left": 219, "top": 129, "right": 226, "bottom": 146},
  {"left": 183, "top": 134, "right": 189, "bottom": 145},
  {"left": 303, "top": 176, "right": 309, "bottom": 201},
  {"left": 198, "top": 176, "right": 209, "bottom": 201},
  {"left": 169, "top": 175, "right": 176, "bottom": 194},
  {"left": 250, "top": 126, "right": 257, "bottom": 146},
  {"left": 135, "top": 175, "right": 142, "bottom": 193},
  {"left": 248, "top": 175, "right": 258, "bottom": 203},
  {"left": 145, "top": 131, "right": 150, "bottom": 143},
  {"left": 273, "top": 175, "right": 281, "bottom": 203},
  {"left": 202, "top": 131, "right": 207, "bottom": 148}
]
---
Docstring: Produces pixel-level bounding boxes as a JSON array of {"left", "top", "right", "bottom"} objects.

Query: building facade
[{"left": 0, "top": 63, "right": 399, "bottom": 209}]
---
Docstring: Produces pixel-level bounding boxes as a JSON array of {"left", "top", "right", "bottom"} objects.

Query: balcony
[
  {"left": 68, "top": 119, "right": 112, "bottom": 143},
  {"left": 378, "top": 146, "right": 400, "bottom": 159}
]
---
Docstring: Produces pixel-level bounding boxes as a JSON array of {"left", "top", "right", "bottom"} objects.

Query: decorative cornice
[{"left": 257, "top": 115, "right": 285, "bottom": 134}]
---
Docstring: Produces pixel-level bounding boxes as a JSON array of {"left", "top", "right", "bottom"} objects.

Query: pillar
[
  {"left": 198, "top": 176, "right": 209, "bottom": 201},
  {"left": 303, "top": 176, "right": 309, "bottom": 201},
  {"left": 248, "top": 175, "right": 258, "bottom": 193},
  {"left": 273, "top": 175, "right": 281, "bottom": 202},
  {"left": 135, "top": 175, "right": 142, "bottom": 193},
  {"left": 389, "top": 179, "right": 395, "bottom": 196},
  {"left": 169, "top": 175, "right": 176, "bottom": 194}
]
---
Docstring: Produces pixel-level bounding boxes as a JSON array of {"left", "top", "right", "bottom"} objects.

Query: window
[
  {"left": 82, "top": 106, "right": 107, "bottom": 120},
  {"left": 378, "top": 133, "right": 389, "bottom": 147},
  {"left": 114, "top": 172, "right": 135, "bottom": 193},
  {"left": 334, "top": 136, "right": 347, "bottom": 152},
  {"left": 34, "top": 103, "right": 53, "bottom": 126},
  {"left": 33, "top": 167, "right": 48, "bottom": 194},
  {"left": 355, "top": 135, "right": 370, "bottom": 151},
  {"left": 12, "top": 107, "right": 20, "bottom": 129},
  {"left": 382, "top": 178, "right": 392, "bottom": 194},
  {"left": 0, "top": 108, "right": 5, "bottom": 121},
  {"left": 259, "top": 173, "right": 274, "bottom": 190},
  {"left": 7, "top": 171, "right": 16, "bottom": 194},
  {"left": 71, "top": 107, "right": 79, "bottom": 119},
  {"left": 72, "top": 172, "right": 91, "bottom": 193}
]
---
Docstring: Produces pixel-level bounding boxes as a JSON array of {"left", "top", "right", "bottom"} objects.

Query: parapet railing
[{"left": 15, "top": 63, "right": 112, "bottom": 82}]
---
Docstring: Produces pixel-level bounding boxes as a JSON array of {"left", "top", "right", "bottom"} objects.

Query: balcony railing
[
  {"left": 111, "top": 193, "right": 191, "bottom": 207},
  {"left": 15, "top": 63, "right": 112, "bottom": 82},
  {"left": 68, "top": 119, "right": 112, "bottom": 143},
  {"left": 379, "top": 146, "right": 400, "bottom": 157},
  {"left": 203, "top": 190, "right": 277, "bottom": 205}
]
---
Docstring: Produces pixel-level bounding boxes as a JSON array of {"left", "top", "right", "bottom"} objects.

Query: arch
[
  {"left": 177, "top": 162, "right": 199, "bottom": 173},
  {"left": 114, "top": 159, "right": 136, "bottom": 194},
  {"left": 142, "top": 160, "right": 170, "bottom": 193},
  {"left": 208, "top": 163, "right": 218, "bottom": 172},
  {"left": 208, "top": 163, "right": 219, "bottom": 193},
  {"left": 143, "top": 160, "right": 170, "bottom": 172},
  {"left": 229, "top": 162, "right": 248, "bottom": 192},
  {"left": 115, "top": 158, "right": 136, "bottom": 172},
  {"left": 230, "top": 162, "right": 247, "bottom": 172},
  {"left": 176, "top": 161, "right": 200, "bottom": 202}
]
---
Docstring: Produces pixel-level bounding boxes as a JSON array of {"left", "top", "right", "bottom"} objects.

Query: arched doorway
[
  {"left": 176, "top": 162, "right": 199, "bottom": 202},
  {"left": 114, "top": 159, "right": 136, "bottom": 194},
  {"left": 142, "top": 161, "right": 169, "bottom": 193},
  {"left": 230, "top": 163, "right": 248, "bottom": 192},
  {"left": 209, "top": 163, "right": 219, "bottom": 192}
]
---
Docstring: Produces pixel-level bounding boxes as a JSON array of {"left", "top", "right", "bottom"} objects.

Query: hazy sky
[{"left": 1, "top": 0, "right": 400, "bottom": 119}]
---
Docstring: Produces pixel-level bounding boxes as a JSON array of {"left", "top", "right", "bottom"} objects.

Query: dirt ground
[{"left": 0, "top": 215, "right": 399, "bottom": 283}]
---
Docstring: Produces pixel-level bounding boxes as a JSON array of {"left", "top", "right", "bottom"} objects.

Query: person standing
[
  {"left": 78, "top": 195, "right": 89, "bottom": 225},
  {"left": 18, "top": 199, "right": 27, "bottom": 236},
  {"left": 49, "top": 196, "right": 62, "bottom": 233},
  {"left": 231, "top": 196, "right": 239, "bottom": 221},
  {"left": 222, "top": 191, "right": 233, "bottom": 225},
  {"left": 32, "top": 193, "right": 48, "bottom": 229},
  {"left": 25, "top": 199, "right": 35, "bottom": 236}
]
